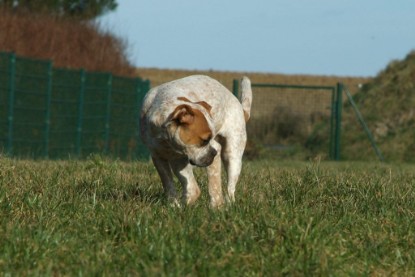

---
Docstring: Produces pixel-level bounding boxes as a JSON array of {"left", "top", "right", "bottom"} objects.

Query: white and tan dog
[{"left": 140, "top": 75, "right": 252, "bottom": 207}]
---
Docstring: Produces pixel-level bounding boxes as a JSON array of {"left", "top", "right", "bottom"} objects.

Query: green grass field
[{"left": 1, "top": 156, "right": 414, "bottom": 276}]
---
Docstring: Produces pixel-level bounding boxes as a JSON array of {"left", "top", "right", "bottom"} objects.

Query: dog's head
[{"left": 163, "top": 99, "right": 217, "bottom": 167}]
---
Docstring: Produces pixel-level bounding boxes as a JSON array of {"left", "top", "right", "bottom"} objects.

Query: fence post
[
  {"left": 76, "top": 69, "right": 86, "bottom": 157},
  {"left": 104, "top": 74, "right": 113, "bottom": 154},
  {"left": 344, "top": 86, "right": 384, "bottom": 162},
  {"left": 7, "top": 53, "right": 16, "bottom": 156},
  {"left": 232, "top": 79, "right": 239, "bottom": 98},
  {"left": 44, "top": 60, "right": 53, "bottom": 158},
  {"left": 135, "top": 79, "right": 151, "bottom": 160},
  {"left": 135, "top": 78, "right": 142, "bottom": 159},
  {"left": 329, "top": 88, "right": 336, "bottom": 160},
  {"left": 334, "top": 83, "right": 343, "bottom": 161}
]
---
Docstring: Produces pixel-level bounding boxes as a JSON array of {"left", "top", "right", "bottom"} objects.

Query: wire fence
[{"left": 0, "top": 52, "right": 150, "bottom": 160}]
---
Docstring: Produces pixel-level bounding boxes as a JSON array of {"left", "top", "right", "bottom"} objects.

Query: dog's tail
[{"left": 240, "top": 76, "right": 252, "bottom": 122}]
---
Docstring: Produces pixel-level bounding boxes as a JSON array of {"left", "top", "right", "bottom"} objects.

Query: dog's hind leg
[
  {"left": 152, "top": 156, "right": 179, "bottom": 206},
  {"left": 221, "top": 137, "right": 246, "bottom": 203},
  {"left": 171, "top": 159, "right": 201, "bottom": 205},
  {"left": 222, "top": 155, "right": 242, "bottom": 203},
  {"left": 207, "top": 148, "right": 224, "bottom": 208}
]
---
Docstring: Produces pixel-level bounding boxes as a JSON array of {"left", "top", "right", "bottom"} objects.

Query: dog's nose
[
  {"left": 189, "top": 147, "right": 218, "bottom": 167},
  {"left": 202, "top": 147, "right": 217, "bottom": 166}
]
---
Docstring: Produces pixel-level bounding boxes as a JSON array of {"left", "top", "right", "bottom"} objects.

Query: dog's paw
[
  {"left": 184, "top": 185, "right": 201, "bottom": 205},
  {"left": 225, "top": 194, "right": 235, "bottom": 205},
  {"left": 210, "top": 197, "right": 225, "bottom": 209},
  {"left": 167, "top": 197, "right": 182, "bottom": 208}
]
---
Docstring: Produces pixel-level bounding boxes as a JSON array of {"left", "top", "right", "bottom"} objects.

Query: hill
[
  {"left": 341, "top": 50, "right": 415, "bottom": 162},
  {"left": 0, "top": 9, "right": 135, "bottom": 76}
]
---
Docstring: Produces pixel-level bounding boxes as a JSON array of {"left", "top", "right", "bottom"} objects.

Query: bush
[{"left": 0, "top": 8, "right": 135, "bottom": 76}]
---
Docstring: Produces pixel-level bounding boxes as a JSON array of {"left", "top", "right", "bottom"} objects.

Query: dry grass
[
  {"left": 0, "top": 9, "right": 135, "bottom": 76},
  {"left": 136, "top": 67, "right": 370, "bottom": 93}
]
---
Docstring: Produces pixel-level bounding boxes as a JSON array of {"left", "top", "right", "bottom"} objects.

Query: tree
[{"left": 0, "top": 0, "right": 118, "bottom": 19}]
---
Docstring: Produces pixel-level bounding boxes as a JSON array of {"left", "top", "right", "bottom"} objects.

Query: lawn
[{"left": 0, "top": 156, "right": 414, "bottom": 275}]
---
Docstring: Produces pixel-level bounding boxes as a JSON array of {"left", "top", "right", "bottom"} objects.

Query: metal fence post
[
  {"left": 44, "top": 61, "right": 53, "bottom": 158},
  {"left": 135, "top": 78, "right": 142, "bottom": 159},
  {"left": 329, "top": 88, "right": 336, "bottom": 160},
  {"left": 7, "top": 53, "right": 16, "bottom": 156},
  {"left": 334, "top": 83, "right": 343, "bottom": 161},
  {"left": 76, "top": 69, "right": 86, "bottom": 157},
  {"left": 135, "top": 79, "right": 150, "bottom": 160},
  {"left": 344, "top": 85, "right": 384, "bottom": 162},
  {"left": 104, "top": 74, "right": 113, "bottom": 154},
  {"left": 232, "top": 79, "right": 239, "bottom": 98}
]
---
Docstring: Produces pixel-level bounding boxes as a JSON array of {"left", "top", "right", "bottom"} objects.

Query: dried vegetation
[{"left": 0, "top": 8, "right": 135, "bottom": 76}]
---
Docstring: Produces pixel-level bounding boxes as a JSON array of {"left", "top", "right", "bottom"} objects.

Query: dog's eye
[
  {"left": 200, "top": 135, "right": 212, "bottom": 146},
  {"left": 200, "top": 139, "right": 209, "bottom": 146}
]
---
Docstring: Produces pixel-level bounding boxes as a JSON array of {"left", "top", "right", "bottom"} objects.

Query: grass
[{"left": 1, "top": 156, "right": 414, "bottom": 275}]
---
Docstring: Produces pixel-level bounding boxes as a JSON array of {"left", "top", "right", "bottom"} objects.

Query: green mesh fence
[
  {"left": 0, "top": 53, "right": 11, "bottom": 153},
  {"left": 49, "top": 68, "right": 84, "bottom": 158},
  {"left": 233, "top": 81, "right": 342, "bottom": 160},
  {"left": 13, "top": 56, "right": 52, "bottom": 157},
  {"left": 110, "top": 76, "right": 150, "bottom": 160},
  {"left": 81, "top": 72, "right": 112, "bottom": 156},
  {"left": 0, "top": 52, "right": 150, "bottom": 160}
]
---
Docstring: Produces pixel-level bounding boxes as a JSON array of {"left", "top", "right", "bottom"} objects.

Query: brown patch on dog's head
[
  {"left": 170, "top": 104, "right": 212, "bottom": 146},
  {"left": 177, "top": 97, "right": 212, "bottom": 115}
]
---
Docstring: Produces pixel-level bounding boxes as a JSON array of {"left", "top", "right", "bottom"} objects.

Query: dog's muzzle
[{"left": 189, "top": 147, "right": 217, "bottom": 167}]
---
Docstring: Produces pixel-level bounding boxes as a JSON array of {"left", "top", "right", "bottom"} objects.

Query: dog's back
[{"left": 140, "top": 75, "right": 252, "bottom": 146}]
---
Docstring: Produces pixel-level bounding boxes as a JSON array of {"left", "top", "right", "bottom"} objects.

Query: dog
[{"left": 140, "top": 75, "right": 252, "bottom": 207}]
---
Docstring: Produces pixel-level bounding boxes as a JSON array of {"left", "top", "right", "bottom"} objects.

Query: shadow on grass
[{"left": 74, "top": 181, "right": 164, "bottom": 205}]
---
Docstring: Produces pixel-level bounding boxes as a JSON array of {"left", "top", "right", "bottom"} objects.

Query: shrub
[{"left": 0, "top": 8, "right": 135, "bottom": 76}]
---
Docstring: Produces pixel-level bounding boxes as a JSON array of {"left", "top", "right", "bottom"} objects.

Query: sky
[{"left": 98, "top": 0, "right": 415, "bottom": 77}]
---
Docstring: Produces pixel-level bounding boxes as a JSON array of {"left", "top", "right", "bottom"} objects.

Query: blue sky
[{"left": 98, "top": 0, "right": 415, "bottom": 77}]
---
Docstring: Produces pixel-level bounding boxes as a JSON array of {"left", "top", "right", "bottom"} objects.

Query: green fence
[
  {"left": 0, "top": 52, "right": 150, "bottom": 160},
  {"left": 233, "top": 80, "right": 343, "bottom": 160}
]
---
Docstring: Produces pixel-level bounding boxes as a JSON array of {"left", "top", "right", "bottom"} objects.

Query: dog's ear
[
  {"left": 177, "top": 97, "right": 212, "bottom": 114},
  {"left": 196, "top": 101, "right": 212, "bottom": 114},
  {"left": 171, "top": 105, "right": 194, "bottom": 125}
]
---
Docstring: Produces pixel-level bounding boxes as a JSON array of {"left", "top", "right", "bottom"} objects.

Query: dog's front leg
[
  {"left": 171, "top": 159, "right": 201, "bottom": 205},
  {"left": 152, "top": 156, "right": 179, "bottom": 205}
]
